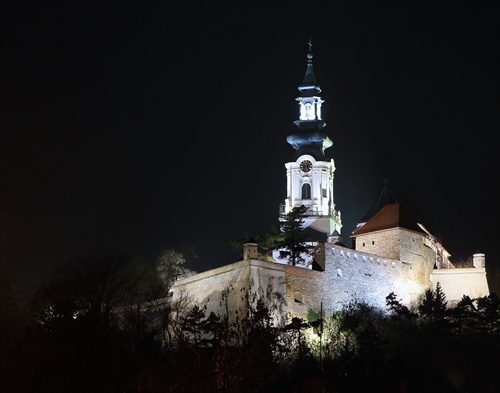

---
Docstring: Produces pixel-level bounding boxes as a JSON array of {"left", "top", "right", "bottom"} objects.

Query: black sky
[{"left": 1, "top": 1, "right": 499, "bottom": 294}]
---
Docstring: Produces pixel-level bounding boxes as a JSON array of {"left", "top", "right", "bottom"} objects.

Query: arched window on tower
[
  {"left": 302, "top": 183, "right": 311, "bottom": 199},
  {"left": 305, "top": 103, "right": 314, "bottom": 120}
]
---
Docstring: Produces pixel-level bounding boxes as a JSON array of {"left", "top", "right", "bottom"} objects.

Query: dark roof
[
  {"left": 351, "top": 202, "right": 426, "bottom": 237},
  {"left": 298, "top": 52, "right": 321, "bottom": 96},
  {"left": 304, "top": 226, "right": 328, "bottom": 243},
  {"left": 357, "top": 180, "right": 400, "bottom": 225}
]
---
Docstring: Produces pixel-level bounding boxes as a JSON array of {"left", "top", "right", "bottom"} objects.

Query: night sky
[{"left": 1, "top": 1, "right": 499, "bottom": 295}]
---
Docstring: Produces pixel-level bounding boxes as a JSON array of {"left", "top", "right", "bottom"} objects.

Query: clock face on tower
[{"left": 300, "top": 160, "right": 312, "bottom": 172}]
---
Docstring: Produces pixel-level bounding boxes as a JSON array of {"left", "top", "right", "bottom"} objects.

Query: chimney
[
  {"left": 473, "top": 253, "right": 485, "bottom": 268},
  {"left": 243, "top": 243, "right": 258, "bottom": 260}
]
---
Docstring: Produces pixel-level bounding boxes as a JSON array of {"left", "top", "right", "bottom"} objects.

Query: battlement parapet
[{"left": 327, "top": 244, "right": 411, "bottom": 272}]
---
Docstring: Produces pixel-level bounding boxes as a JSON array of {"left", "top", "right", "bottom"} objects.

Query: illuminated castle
[{"left": 171, "top": 46, "right": 490, "bottom": 322}]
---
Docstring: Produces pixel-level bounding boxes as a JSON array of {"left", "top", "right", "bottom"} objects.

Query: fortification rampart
[
  {"left": 285, "top": 243, "right": 429, "bottom": 316},
  {"left": 326, "top": 243, "right": 426, "bottom": 311},
  {"left": 355, "top": 228, "right": 436, "bottom": 285},
  {"left": 172, "top": 259, "right": 287, "bottom": 324},
  {"left": 284, "top": 266, "right": 324, "bottom": 320},
  {"left": 326, "top": 243, "right": 429, "bottom": 311},
  {"left": 431, "top": 267, "right": 489, "bottom": 305},
  {"left": 169, "top": 244, "right": 490, "bottom": 328}
]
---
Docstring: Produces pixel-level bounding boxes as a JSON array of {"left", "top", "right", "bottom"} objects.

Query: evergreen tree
[
  {"left": 475, "top": 293, "right": 500, "bottom": 337},
  {"left": 385, "top": 292, "right": 417, "bottom": 331},
  {"left": 265, "top": 205, "right": 313, "bottom": 266},
  {"left": 418, "top": 282, "right": 450, "bottom": 333},
  {"left": 450, "top": 294, "right": 476, "bottom": 335}
]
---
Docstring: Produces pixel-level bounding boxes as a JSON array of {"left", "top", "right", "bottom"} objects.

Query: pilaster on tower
[{"left": 281, "top": 42, "right": 342, "bottom": 244}]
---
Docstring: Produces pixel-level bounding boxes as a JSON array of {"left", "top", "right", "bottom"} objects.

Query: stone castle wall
[
  {"left": 327, "top": 243, "right": 431, "bottom": 310},
  {"left": 173, "top": 241, "right": 436, "bottom": 325},
  {"left": 172, "top": 260, "right": 251, "bottom": 319},
  {"left": 284, "top": 265, "right": 324, "bottom": 321},
  {"left": 354, "top": 228, "right": 402, "bottom": 260},
  {"left": 431, "top": 267, "right": 489, "bottom": 305},
  {"left": 398, "top": 230, "right": 436, "bottom": 287},
  {"left": 171, "top": 244, "right": 489, "bottom": 326},
  {"left": 355, "top": 228, "right": 436, "bottom": 286},
  {"left": 285, "top": 243, "right": 430, "bottom": 316},
  {"left": 172, "top": 259, "right": 287, "bottom": 324}
]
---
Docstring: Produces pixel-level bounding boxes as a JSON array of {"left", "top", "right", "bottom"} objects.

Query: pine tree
[
  {"left": 418, "top": 282, "right": 450, "bottom": 333},
  {"left": 265, "top": 205, "right": 313, "bottom": 266}
]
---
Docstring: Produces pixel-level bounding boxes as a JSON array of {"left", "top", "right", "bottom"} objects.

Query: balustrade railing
[{"left": 279, "top": 204, "right": 338, "bottom": 218}]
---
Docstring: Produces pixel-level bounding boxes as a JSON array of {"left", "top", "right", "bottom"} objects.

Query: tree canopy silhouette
[{"left": 265, "top": 205, "right": 313, "bottom": 266}]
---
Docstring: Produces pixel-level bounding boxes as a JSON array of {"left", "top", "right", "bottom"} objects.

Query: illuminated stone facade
[
  {"left": 172, "top": 252, "right": 288, "bottom": 325},
  {"left": 173, "top": 238, "right": 489, "bottom": 324}
]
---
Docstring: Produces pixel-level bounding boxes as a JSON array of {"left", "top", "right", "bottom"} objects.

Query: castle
[{"left": 171, "top": 45, "right": 490, "bottom": 322}]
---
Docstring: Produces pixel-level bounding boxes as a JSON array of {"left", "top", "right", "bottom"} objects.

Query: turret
[{"left": 473, "top": 253, "right": 486, "bottom": 268}]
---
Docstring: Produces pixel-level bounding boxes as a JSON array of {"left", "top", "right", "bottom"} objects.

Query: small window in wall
[
  {"left": 322, "top": 188, "right": 327, "bottom": 197},
  {"left": 362, "top": 242, "right": 365, "bottom": 247},
  {"left": 305, "top": 103, "right": 314, "bottom": 120},
  {"left": 294, "top": 292, "right": 303, "bottom": 303},
  {"left": 372, "top": 241, "right": 375, "bottom": 245},
  {"left": 302, "top": 183, "right": 311, "bottom": 199}
]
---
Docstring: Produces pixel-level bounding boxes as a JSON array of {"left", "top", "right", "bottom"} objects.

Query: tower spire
[
  {"left": 286, "top": 41, "right": 332, "bottom": 160},
  {"left": 298, "top": 39, "right": 320, "bottom": 96}
]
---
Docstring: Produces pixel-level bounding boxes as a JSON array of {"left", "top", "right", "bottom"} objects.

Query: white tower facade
[
  {"left": 281, "top": 44, "right": 342, "bottom": 243},
  {"left": 283, "top": 155, "right": 341, "bottom": 241}
]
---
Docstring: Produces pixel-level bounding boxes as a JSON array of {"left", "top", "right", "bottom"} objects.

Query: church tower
[{"left": 281, "top": 42, "right": 342, "bottom": 243}]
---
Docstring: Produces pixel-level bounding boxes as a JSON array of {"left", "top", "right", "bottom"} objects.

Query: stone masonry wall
[
  {"left": 172, "top": 259, "right": 287, "bottom": 324},
  {"left": 285, "top": 266, "right": 324, "bottom": 321},
  {"left": 355, "top": 228, "right": 436, "bottom": 288},
  {"left": 170, "top": 244, "right": 488, "bottom": 328},
  {"left": 172, "top": 260, "right": 251, "bottom": 319},
  {"left": 324, "top": 243, "right": 422, "bottom": 312},
  {"left": 398, "top": 230, "right": 436, "bottom": 287},
  {"left": 285, "top": 243, "right": 429, "bottom": 316},
  {"left": 431, "top": 268, "right": 490, "bottom": 305},
  {"left": 354, "top": 228, "right": 401, "bottom": 260}
]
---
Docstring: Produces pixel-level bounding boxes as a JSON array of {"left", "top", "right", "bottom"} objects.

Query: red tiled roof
[{"left": 351, "top": 203, "right": 426, "bottom": 237}]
